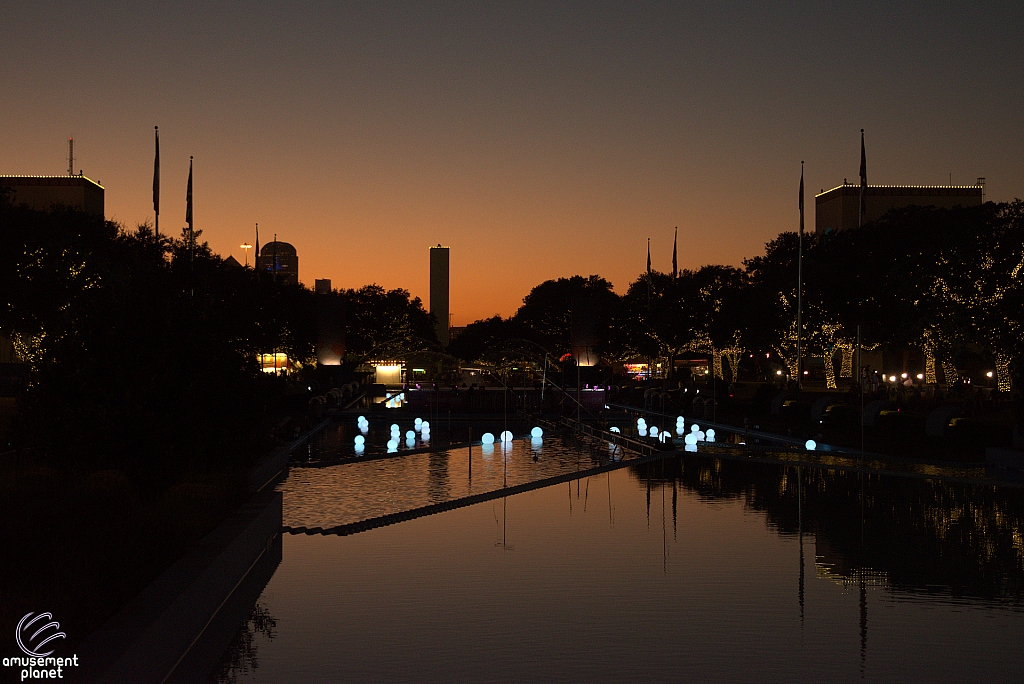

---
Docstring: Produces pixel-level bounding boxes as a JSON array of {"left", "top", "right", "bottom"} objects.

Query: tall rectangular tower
[{"left": 429, "top": 245, "right": 450, "bottom": 346}]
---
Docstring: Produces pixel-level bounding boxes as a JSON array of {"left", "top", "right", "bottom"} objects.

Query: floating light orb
[
  {"left": 421, "top": 432, "right": 430, "bottom": 442},
  {"left": 482, "top": 432, "right": 495, "bottom": 444},
  {"left": 406, "top": 436, "right": 416, "bottom": 446},
  {"left": 706, "top": 429, "right": 716, "bottom": 442},
  {"left": 691, "top": 424, "right": 700, "bottom": 433},
  {"left": 805, "top": 439, "right": 817, "bottom": 451},
  {"left": 650, "top": 426, "right": 659, "bottom": 437},
  {"left": 696, "top": 431, "right": 705, "bottom": 441},
  {"left": 406, "top": 430, "right": 415, "bottom": 440},
  {"left": 414, "top": 417, "right": 423, "bottom": 427},
  {"left": 637, "top": 418, "right": 647, "bottom": 427},
  {"left": 531, "top": 426, "right": 544, "bottom": 438},
  {"left": 609, "top": 426, "right": 621, "bottom": 433},
  {"left": 684, "top": 433, "right": 697, "bottom": 445},
  {"left": 500, "top": 430, "right": 513, "bottom": 442},
  {"left": 675, "top": 425, "right": 685, "bottom": 436},
  {"left": 422, "top": 421, "right": 430, "bottom": 430},
  {"left": 357, "top": 416, "right": 366, "bottom": 423},
  {"left": 390, "top": 424, "right": 400, "bottom": 433},
  {"left": 387, "top": 440, "right": 398, "bottom": 452},
  {"left": 354, "top": 435, "right": 365, "bottom": 446},
  {"left": 638, "top": 427, "right": 648, "bottom": 437}
]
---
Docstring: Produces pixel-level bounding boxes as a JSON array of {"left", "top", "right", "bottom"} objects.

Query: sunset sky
[{"left": 3, "top": 2, "right": 1022, "bottom": 325}]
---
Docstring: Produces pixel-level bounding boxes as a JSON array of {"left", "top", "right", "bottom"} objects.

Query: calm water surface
[{"left": 215, "top": 437, "right": 1024, "bottom": 683}]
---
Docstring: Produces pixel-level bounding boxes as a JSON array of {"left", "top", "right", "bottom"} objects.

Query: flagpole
[
  {"left": 859, "top": 129, "right": 866, "bottom": 228},
  {"left": 153, "top": 126, "right": 160, "bottom": 238},
  {"left": 797, "top": 161, "right": 804, "bottom": 389}
]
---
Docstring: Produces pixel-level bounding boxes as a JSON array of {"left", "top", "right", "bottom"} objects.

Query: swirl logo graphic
[{"left": 16, "top": 612, "right": 66, "bottom": 657}]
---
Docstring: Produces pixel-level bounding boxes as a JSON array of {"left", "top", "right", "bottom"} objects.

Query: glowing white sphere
[
  {"left": 675, "top": 426, "right": 685, "bottom": 436},
  {"left": 637, "top": 418, "right": 647, "bottom": 427},
  {"left": 650, "top": 426, "right": 659, "bottom": 437},
  {"left": 360, "top": 425, "right": 368, "bottom": 435},
  {"left": 638, "top": 427, "right": 648, "bottom": 437},
  {"left": 706, "top": 429, "right": 716, "bottom": 442},
  {"left": 531, "top": 426, "right": 544, "bottom": 438},
  {"left": 421, "top": 432, "right": 430, "bottom": 442},
  {"left": 684, "top": 433, "right": 697, "bottom": 445},
  {"left": 805, "top": 439, "right": 817, "bottom": 451},
  {"left": 390, "top": 424, "right": 400, "bottom": 433},
  {"left": 422, "top": 421, "right": 430, "bottom": 430},
  {"left": 696, "top": 431, "right": 705, "bottom": 441},
  {"left": 676, "top": 416, "right": 685, "bottom": 425},
  {"left": 691, "top": 424, "right": 700, "bottom": 433},
  {"left": 482, "top": 432, "right": 495, "bottom": 444},
  {"left": 609, "top": 426, "right": 621, "bottom": 433},
  {"left": 387, "top": 439, "right": 398, "bottom": 451},
  {"left": 500, "top": 430, "right": 513, "bottom": 442},
  {"left": 357, "top": 415, "right": 366, "bottom": 423},
  {"left": 406, "top": 436, "right": 415, "bottom": 446},
  {"left": 354, "top": 444, "right": 365, "bottom": 454},
  {"left": 414, "top": 417, "right": 423, "bottom": 426},
  {"left": 354, "top": 435, "right": 365, "bottom": 446},
  {"left": 406, "top": 430, "right": 415, "bottom": 440}
]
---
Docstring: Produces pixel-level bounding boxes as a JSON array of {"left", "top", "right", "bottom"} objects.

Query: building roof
[
  {"left": 0, "top": 174, "right": 104, "bottom": 189},
  {"left": 815, "top": 183, "right": 981, "bottom": 198}
]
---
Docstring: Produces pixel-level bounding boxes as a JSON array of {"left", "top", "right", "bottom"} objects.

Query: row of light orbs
[{"left": 354, "top": 419, "right": 546, "bottom": 455}]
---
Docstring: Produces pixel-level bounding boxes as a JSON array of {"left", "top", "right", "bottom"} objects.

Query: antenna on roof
[{"left": 68, "top": 137, "right": 74, "bottom": 176}]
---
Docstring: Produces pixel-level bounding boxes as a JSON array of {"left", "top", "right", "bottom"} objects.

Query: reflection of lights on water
[
  {"left": 531, "top": 437, "right": 543, "bottom": 451},
  {"left": 685, "top": 444, "right": 698, "bottom": 452},
  {"left": 481, "top": 443, "right": 494, "bottom": 460},
  {"left": 638, "top": 427, "right": 647, "bottom": 437}
]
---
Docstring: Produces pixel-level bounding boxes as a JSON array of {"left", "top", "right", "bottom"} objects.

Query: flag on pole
[
  {"left": 185, "top": 156, "right": 193, "bottom": 227},
  {"left": 859, "top": 129, "right": 867, "bottom": 226},
  {"left": 646, "top": 238, "right": 651, "bottom": 275},
  {"left": 152, "top": 127, "right": 160, "bottom": 217},
  {"left": 672, "top": 227, "right": 678, "bottom": 278},
  {"left": 799, "top": 162, "right": 805, "bottom": 235}
]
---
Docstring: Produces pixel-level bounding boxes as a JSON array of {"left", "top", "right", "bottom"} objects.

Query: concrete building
[
  {"left": 815, "top": 183, "right": 983, "bottom": 235},
  {"left": 429, "top": 245, "right": 450, "bottom": 346},
  {"left": 0, "top": 175, "right": 105, "bottom": 217},
  {"left": 258, "top": 241, "right": 298, "bottom": 285}
]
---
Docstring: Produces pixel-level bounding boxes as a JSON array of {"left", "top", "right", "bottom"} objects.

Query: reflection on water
[
  {"left": 631, "top": 455, "right": 1024, "bottom": 604},
  {"left": 215, "top": 448, "right": 1024, "bottom": 682},
  {"left": 211, "top": 603, "right": 277, "bottom": 684},
  {"left": 281, "top": 435, "right": 633, "bottom": 530}
]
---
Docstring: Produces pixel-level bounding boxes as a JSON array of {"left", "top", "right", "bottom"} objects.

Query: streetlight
[{"left": 240, "top": 242, "right": 253, "bottom": 266}]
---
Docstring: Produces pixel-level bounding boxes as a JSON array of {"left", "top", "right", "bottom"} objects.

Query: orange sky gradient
[{"left": 3, "top": 3, "right": 1022, "bottom": 325}]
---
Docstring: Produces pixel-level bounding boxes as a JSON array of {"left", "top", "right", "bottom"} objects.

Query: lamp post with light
[{"left": 241, "top": 242, "right": 253, "bottom": 267}]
